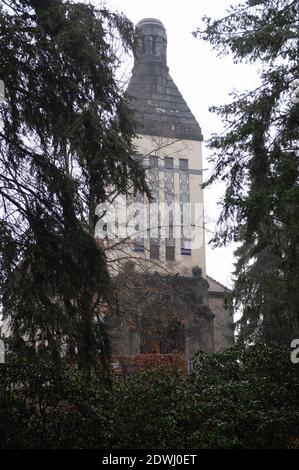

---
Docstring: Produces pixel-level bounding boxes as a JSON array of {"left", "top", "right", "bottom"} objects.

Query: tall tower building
[
  {"left": 108, "top": 19, "right": 234, "bottom": 371},
  {"left": 127, "top": 18, "right": 206, "bottom": 275}
]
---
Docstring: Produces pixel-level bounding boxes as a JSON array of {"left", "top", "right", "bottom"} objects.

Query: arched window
[
  {"left": 160, "top": 319, "right": 185, "bottom": 354},
  {"left": 140, "top": 318, "right": 185, "bottom": 354}
]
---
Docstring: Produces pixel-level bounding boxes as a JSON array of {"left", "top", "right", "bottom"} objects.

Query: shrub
[{"left": 0, "top": 344, "right": 298, "bottom": 448}]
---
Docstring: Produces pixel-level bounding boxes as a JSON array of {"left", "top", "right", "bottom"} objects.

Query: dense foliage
[
  {"left": 0, "top": 0, "right": 148, "bottom": 371},
  {"left": 194, "top": 0, "right": 299, "bottom": 342},
  {"left": 0, "top": 344, "right": 298, "bottom": 449}
]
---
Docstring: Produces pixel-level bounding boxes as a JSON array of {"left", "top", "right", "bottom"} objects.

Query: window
[
  {"left": 164, "top": 157, "right": 173, "bottom": 169},
  {"left": 150, "top": 242, "right": 160, "bottom": 260},
  {"left": 179, "top": 158, "right": 189, "bottom": 170},
  {"left": 140, "top": 318, "right": 185, "bottom": 354},
  {"left": 149, "top": 155, "right": 158, "bottom": 168},
  {"left": 166, "top": 245, "right": 175, "bottom": 261},
  {"left": 160, "top": 320, "right": 185, "bottom": 354},
  {"left": 179, "top": 158, "right": 191, "bottom": 254},
  {"left": 164, "top": 158, "right": 175, "bottom": 257}
]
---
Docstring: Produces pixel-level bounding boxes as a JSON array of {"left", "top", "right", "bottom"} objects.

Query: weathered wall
[
  {"left": 209, "top": 294, "right": 234, "bottom": 352},
  {"left": 108, "top": 270, "right": 215, "bottom": 360}
]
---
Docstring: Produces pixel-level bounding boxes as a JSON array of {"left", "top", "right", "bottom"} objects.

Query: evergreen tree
[
  {"left": 194, "top": 0, "right": 299, "bottom": 343},
  {"left": 0, "top": 0, "right": 148, "bottom": 371}
]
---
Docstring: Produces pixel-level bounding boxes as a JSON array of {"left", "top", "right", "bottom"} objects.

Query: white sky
[{"left": 102, "top": 0, "right": 259, "bottom": 287}]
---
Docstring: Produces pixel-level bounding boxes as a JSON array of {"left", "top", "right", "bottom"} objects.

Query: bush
[{"left": 0, "top": 344, "right": 298, "bottom": 448}]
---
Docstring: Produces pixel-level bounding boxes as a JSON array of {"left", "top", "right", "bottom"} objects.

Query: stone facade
[
  {"left": 109, "top": 268, "right": 214, "bottom": 359},
  {"left": 207, "top": 276, "right": 234, "bottom": 352}
]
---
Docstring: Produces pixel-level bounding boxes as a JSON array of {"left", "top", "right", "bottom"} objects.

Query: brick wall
[{"left": 111, "top": 354, "right": 188, "bottom": 375}]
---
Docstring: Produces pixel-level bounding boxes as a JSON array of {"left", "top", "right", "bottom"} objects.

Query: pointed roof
[{"left": 127, "top": 18, "right": 203, "bottom": 142}]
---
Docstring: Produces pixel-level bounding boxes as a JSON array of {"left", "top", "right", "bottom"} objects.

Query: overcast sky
[{"left": 101, "top": 0, "right": 260, "bottom": 287}]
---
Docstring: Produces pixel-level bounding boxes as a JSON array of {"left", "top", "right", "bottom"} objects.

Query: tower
[
  {"left": 126, "top": 18, "right": 206, "bottom": 275},
  {"left": 108, "top": 19, "right": 234, "bottom": 371}
]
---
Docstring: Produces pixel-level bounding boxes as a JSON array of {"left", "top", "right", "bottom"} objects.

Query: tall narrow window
[
  {"left": 150, "top": 241, "right": 160, "bottom": 260},
  {"left": 164, "top": 157, "right": 175, "bottom": 261},
  {"left": 165, "top": 245, "right": 175, "bottom": 261},
  {"left": 148, "top": 155, "right": 160, "bottom": 259},
  {"left": 179, "top": 159, "right": 191, "bottom": 256},
  {"left": 133, "top": 190, "right": 144, "bottom": 253}
]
